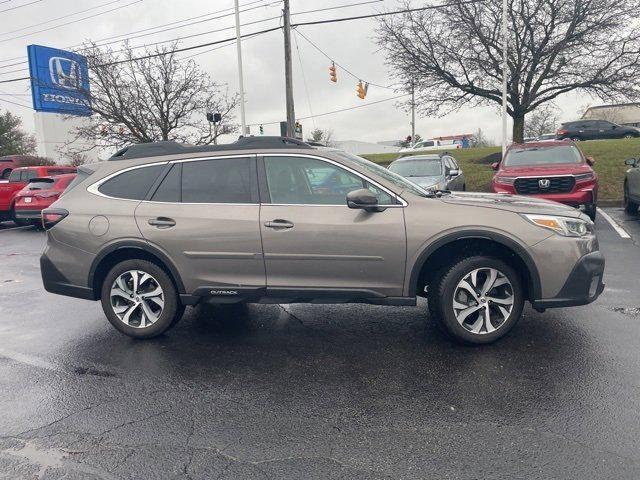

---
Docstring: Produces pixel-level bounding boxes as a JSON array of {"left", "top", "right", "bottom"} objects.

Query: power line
[
  {"left": 0, "top": 0, "right": 144, "bottom": 45},
  {"left": 0, "top": 96, "right": 31, "bottom": 108},
  {"left": 0, "top": 0, "right": 128, "bottom": 37},
  {"left": 0, "top": 0, "right": 482, "bottom": 83},
  {"left": 293, "top": 28, "right": 393, "bottom": 89},
  {"left": 0, "top": 0, "right": 42, "bottom": 14},
  {"left": 0, "top": 0, "right": 381, "bottom": 68},
  {"left": 249, "top": 93, "right": 409, "bottom": 126},
  {"left": 0, "top": 0, "right": 280, "bottom": 69}
]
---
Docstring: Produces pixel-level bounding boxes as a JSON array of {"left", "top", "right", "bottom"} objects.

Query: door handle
[
  {"left": 148, "top": 217, "right": 176, "bottom": 228},
  {"left": 264, "top": 219, "right": 294, "bottom": 229}
]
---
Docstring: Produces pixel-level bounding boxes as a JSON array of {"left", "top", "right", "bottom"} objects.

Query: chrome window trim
[
  {"left": 262, "top": 153, "right": 408, "bottom": 207},
  {"left": 87, "top": 154, "right": 256, "bottom": 202},
  {"left": 88, "top": 152, "right": 408, "bottom": 207}
]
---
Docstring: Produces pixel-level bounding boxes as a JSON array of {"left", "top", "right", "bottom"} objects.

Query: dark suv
[
  {"left": 40, "top": 137, "right": 605, "bottom": 345},
  {"left": 556, "top": 120, "right": 640, "bottom": 141}
]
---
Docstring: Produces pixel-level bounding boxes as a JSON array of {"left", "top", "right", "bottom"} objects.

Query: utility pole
[
  {"left": 283, "top": 0, "right": 295, "bottom": 137},
  {"left": 501, "top": 0, "right": 508, "bottom": 157},
  {"left": 410, "top": 81, "right": 416, "bottom": 147},
  {"left": 234, "top": 0, "right": 247, "bottom": 135}
]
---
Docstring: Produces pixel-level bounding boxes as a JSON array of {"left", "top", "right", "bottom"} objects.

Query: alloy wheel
[
  {"left": 452, "top": 267, "right": 514, "bottom": 335},
  {"left": 110, "top": 270, "right": 164, "bottom": 328}
]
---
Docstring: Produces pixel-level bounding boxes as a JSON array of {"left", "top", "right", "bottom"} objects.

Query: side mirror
[
  {"left": 347, "top": 189, "right": 381, "bottom": 212},
  {"left": 491, "top": 162, "right": 499, "bottom": 171},
  {"left": 586, "top": 156, "right": 595, "bottom": 166},
  {"left": 625, "top": 158, "right": 638, "bottom": 167},
  {"left": 449, "top": 169, "right": 460, "bottom": 177}
]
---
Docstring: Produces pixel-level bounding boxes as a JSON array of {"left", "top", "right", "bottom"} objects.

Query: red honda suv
[{"left": 491, "top": 140, "right": 598, "bottom": 220}]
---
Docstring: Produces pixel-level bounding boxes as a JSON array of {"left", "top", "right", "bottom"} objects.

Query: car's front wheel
[
  {"left": 428, "top": 255, "right": 524, "bottom": 344},
  {"left": 101, "top": 259, "right": 183, "bottom": 338}
]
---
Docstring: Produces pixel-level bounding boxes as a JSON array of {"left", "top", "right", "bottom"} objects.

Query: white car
[{"left": 398, "top": 139, "right": 462, "bottom": 154}]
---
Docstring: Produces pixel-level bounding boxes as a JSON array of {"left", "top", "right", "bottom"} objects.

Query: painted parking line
[{"left": 597, "top": 208, "right": 631, "bottom": 239}]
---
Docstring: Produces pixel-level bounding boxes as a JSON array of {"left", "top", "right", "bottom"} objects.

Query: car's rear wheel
[
  {"left": 624, "top": 183, "right": 638, "bottom": 214},
  {"left": 624, "top": 134, "right": 636, "bottom": 139},
  {"left": 428, "top": 255, "right": 524, "bottom": 344},
  {"left": 101, "top": 259, "right": 183, "bottom": 338}
]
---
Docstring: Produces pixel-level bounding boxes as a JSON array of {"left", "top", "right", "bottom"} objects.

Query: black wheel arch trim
[
  {"left": 408, "top": 229, "right": 542, "bottom": 301},
  {"left": 88, "top": 239, "right": 187, "bottom": 298}
]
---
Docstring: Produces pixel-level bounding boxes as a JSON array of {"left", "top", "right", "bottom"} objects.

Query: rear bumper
[
  {"left": 40, "top": 252, "right": 95, "bottom": 300},
  {"left": 531, "top": 251, "right": 605, "bottom": 309},
  {"left": 14, "top": 209, "right": 42, "bottom": 219}
]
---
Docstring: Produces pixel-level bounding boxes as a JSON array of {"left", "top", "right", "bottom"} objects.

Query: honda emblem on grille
[{"left": 538, "top": 178, "right": 551, "bottom": 189}]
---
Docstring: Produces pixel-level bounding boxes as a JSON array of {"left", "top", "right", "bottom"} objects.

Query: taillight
[
  {"left": 557, "top": 129, "right": 568, "bottom": 135},
  {"left": 35, "top": 191, "right": 60, "bottom": 199},
  {"left": 41, "top": 208, "right": 68, "bottom": 230}
]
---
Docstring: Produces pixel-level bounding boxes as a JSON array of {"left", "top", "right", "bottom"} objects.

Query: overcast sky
[{"left": 0, "top": 0, "right": 589, "bottom": 147}]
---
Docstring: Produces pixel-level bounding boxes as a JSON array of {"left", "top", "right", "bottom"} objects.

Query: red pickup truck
[{"left": 0, "top": 165, "right": 76, "bottom": 225}]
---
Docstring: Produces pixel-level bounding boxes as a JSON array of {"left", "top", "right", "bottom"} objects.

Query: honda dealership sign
[{"left": 27, "top": 45, "right": 91, "bottom": 116}]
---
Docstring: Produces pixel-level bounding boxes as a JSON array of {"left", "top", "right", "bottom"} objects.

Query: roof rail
[{"left": 108, "top": 136, "right": 312, "bottom": 160}]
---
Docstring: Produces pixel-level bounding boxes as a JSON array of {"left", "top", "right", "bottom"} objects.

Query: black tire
[
  {"left": 101, "top": 259, "right": 183, "bottom": 339},
  {"left": 584, "top": 204, "right": 597, "bottom": 221},
  {"left": 462, "top": 184, "right": 467, "bottom": 191},
  {"left": 428, "top": 255, "right": 524, "bottom": 345},
  {"left": 570, "top": 137, "right": 582, "bottom": 142},
  {"left": 624, "top": 183, "right": 638, "bottom": 214}
]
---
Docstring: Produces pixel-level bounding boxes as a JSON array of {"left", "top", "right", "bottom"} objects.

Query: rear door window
[
  {"left": 181, "top": 157, "right": 256, "bottom": 204},
  {"left": 98, "top": 164, "right": 165, "bottom": 200}
]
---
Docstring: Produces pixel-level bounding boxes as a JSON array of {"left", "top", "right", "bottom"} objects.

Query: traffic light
[
  {"left": 259, "top": 124, "right": 264, "bottom": 135},
  {"left": 357, "top": 81, "right": 368, "bottom": 100},
  {"left": 329, "top": 62, "right": 337, "bottom": 83}
]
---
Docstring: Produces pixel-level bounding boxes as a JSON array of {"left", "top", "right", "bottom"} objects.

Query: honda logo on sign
[
  {"left": 538, "top": 178, "right": 551, "bottom": 189},
  {"left": 49, "top": 57, "right": 82, "bottom": 90}
]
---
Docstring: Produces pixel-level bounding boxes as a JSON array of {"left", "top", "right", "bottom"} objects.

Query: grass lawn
[{"left": 362, "top": 138, "right": 640, "bottom": 203}]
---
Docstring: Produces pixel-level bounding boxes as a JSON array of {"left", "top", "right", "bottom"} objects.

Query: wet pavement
[{"left": 0, "top": 210, "right": 639, "bottom": 479}]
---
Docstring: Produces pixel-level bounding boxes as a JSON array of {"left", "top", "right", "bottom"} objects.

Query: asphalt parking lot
[{"left": 1, "top": 209, "right": 639, "bottom": 480}]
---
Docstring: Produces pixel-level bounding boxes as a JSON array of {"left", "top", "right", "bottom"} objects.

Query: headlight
[
  {"left": 521, "top": 214, "right": 592, "bottom": 237},
  {"left": 574, "top": 172, "right": 595, "bottom": 182},
  {"left": 495, "top": 176, "right": 516, "bottom": 185}
]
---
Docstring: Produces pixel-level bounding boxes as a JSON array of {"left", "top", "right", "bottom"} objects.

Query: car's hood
[
  {"left": 439, "top": 191, "right": 584, "bottom": 217},
  {"left": 498, "top": 163, "right": 592, "bottom": 176},
  {"left": 405, "top": 175, "right": 444, "bottom": 188}
]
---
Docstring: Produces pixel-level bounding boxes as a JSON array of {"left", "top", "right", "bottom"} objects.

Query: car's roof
[
  {"left": 14, "top": 165, "right": 75, "bottom": 170},
  {"left": 393, "top": 154, "right": 443, "bottom": 162},
  {"left": 509, "top": 140, "right": 574, "bottom": 149}
]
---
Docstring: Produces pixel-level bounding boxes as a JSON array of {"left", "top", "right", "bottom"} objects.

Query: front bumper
[{"left": 531, "top": 251, "right": 605, "bottom": 309}]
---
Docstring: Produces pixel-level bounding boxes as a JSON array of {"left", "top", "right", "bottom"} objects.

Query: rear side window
[
  {"left": 98, "top": 164, "right": 165, "bottom": 200},
  {"left": 151, "top": 163, "right": 181, "bottom": 202},
  {"left": 181, "top": 158, "right": 255, "bottom": 203}
]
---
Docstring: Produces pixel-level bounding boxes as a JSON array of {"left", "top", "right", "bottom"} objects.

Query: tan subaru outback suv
[{"left": 40, "top": 137, "right": 605, "bottom": 344}]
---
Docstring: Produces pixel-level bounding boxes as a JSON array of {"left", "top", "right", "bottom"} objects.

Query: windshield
[
  {"left": 503, "top": 145, "right": 582, "bottom": 166},
  {"left": 331, "top": 151, "right": 429, "bottom": 196},
  {"left": 388, "top": 159, "right": 442, "bottom": 177}
]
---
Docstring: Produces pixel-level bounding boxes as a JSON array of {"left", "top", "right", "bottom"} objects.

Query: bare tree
[
  {"left": 471, "top": 128, "right": 493, "bottom": 147},
  {"left": 64, "top": 42, "right": 239, "bottom": 154},
  {"left": 377, "top": 0, "right": 640, "bottom": 143},
  {"left": 523, "top": 105, "right": 560, "bottom": 138},
  {"left": 307, "top": 128, "right": 335, "bottom": 146}
]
